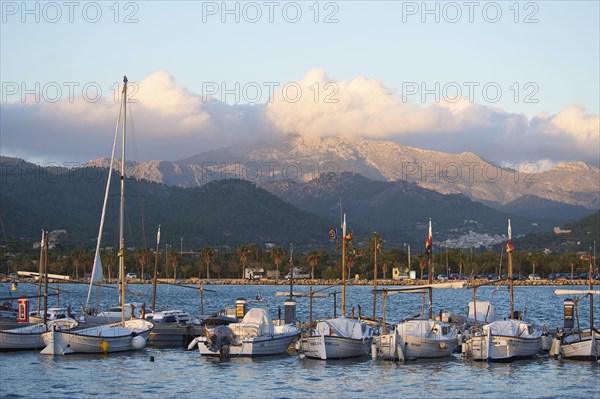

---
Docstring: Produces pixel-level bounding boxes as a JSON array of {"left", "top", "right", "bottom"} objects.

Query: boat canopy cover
[
  {"left": 315, "top": 317, "right": 370, "bottom": 340},
  {"left": 482, "top": 319, "right": 540, "bottom": 338},
  {"left": 468, "top": 301, "right": 496, "bottom": 324},
  {"left": 396, "top": 320, "right": 445, "bottom": 339},
  {"left": 230, "top": 308, "right": 274, "bottom": 336}
]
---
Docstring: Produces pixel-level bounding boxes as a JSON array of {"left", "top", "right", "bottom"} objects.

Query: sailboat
[
  {"left": 41, "top": 76, "right": 153, "bottom": 355},
  {"left": 1, "top": 231, "right": 80, "bottom": 351},
  {"left": 461, "top": 219, "right": 541, "bottom": 361},
  {"left": 550, "top": 248, "right": 599, "bottom": 361},
  {"left": 373, "top": 220, "right": 460, "bottom": 361},
  {"left": 298, "top": 214, "right": 375, "bottom": 360}
]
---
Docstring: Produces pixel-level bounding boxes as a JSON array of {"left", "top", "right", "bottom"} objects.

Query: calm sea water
[{"left": 1, "top": 282, "right": 599, "bottom": 399}]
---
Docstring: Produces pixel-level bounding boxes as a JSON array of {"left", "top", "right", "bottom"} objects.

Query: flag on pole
[
  {"left": 425, "top": 219, "right": 432, "bottom": 254},
  {"left": 345, "top": 231, "right": 353, "bottom": 241},
  {"left": 329, "top": 228, "right": 338, "bottom": 240},
  {"left": 506, "top": 240, "right": 515, "bottom": 253},
  {"left": 117, "top": 240, "right": 125, "bottom": 257},
  {"left": 506, "top": 218, "right": 514, "bottom": 252}
]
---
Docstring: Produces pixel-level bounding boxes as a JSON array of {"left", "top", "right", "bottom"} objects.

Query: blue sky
[{"left": 1, "top": 1, "right": 599, "bottom": 165}]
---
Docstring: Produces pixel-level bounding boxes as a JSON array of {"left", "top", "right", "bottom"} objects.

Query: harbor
[{"left": 1, "top": 282, "right": 598, "bottom": 399}]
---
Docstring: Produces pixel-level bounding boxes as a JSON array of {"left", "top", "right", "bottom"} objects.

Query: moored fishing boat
[
  {"left": 298, "top": 214, "right": 375, "bottom": 360},
  {"left": 550, "top": 249, "right": 599, "bottom": 361},
  {"left": 462, "top": 219, "right": 541, "bottom": 361},
  {"left": 188, "top": 307, "right": 300, "bottom": 357},
  {"left": 0, "top": 318, "right": 79, "bottom": 351}
]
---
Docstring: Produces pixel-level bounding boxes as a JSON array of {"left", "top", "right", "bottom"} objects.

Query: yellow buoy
[
  {"left": 100, "top": 340, "right": 109, "bottom": 353},
  {"left": 11, "top": 283, "right": 18, "bottom": 291}
]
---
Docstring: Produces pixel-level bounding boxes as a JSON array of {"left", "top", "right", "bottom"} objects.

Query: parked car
[
  {"left": 125, "top": 273, "right": 137, "bottom": 279},
  {"left": 436, "top": 273, "right": 448, "bottom": 281},
  {"left": 9, "top": 272, "right": 17, "bottom": 278},
  {"left": 548, "top": 273, "right": 557, "bottom": 280},
  {"left": 142, "top": 274, "right": 152, "bottom": 280},
  {"left": 579, "top": 272, "right": 590, "bottom": 280},
  {"left": 528, "top": 274, "right": 541, "bottom": 281}
]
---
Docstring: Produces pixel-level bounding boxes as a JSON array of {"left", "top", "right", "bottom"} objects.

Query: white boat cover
[
  {"left": 468, "top": 301, "right": 496, "bottom": 324},
  {"left": 228, "top": 308, "right": 274, "bottom": 338},
  {"left": 482, "top": 319, "right": 540, "bottom": 338},
  {"left": 314, "top": 318, "right": 369, "bottom": 340},
  {"left": 396, "top": 320, "right": 438, "bottom": 339}
]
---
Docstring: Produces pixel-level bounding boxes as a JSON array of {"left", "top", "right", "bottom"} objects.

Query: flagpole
[
  {"left": 508, "top": 218, "right": 514, "bottom": 320},
  {"left": 152, "top": 225, "right": 160, "bottom": 313},
  {"left": 341, "top": 214, "right": 346, "bottom": 317},
  {"left": 372, "top": 232, "right": 378, "bottom": 320},
  {"left": 428, "top": 218, "right": 433, "bottom": 320},
  {"left": 37, "top": 230, "right": 44, "bottom": 315}
]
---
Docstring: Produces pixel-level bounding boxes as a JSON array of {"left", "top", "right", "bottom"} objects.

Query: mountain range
[
  {"left": 2, "top": 153, "right": 597, "bottom": 252},
  {"left": 84, "top": 135, "right": 599, "bottom": 216}
]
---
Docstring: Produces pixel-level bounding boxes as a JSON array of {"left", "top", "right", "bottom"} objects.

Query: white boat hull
[
  {"left": 558, "top": 330, "right": 600, "bottom": 361},
  {"left": 194, "top": 331, "right": 299, "bottom": 357},
  {"left": 300, "top": 335, "right": 372, "bottom": 360},
  {"left": 463, "top": 334, "right": 541, "bottom": 361},
  {"left": 375, "top": 332, "right": 457, "bottom": 360},
  {"left": 41, "top": 319, "right": 153, "bottom": 355},
  {"left": 0, "top": 319, "right": 79, "bottom": 350}
]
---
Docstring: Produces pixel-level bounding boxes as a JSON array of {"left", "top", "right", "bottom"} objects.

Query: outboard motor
[
  {"left": 563, "top": 298, "right": 574, "bottom": 329},
  {"left": 205, "top": 325, "right": 234, "bottom": 355},
  {"left": 284, "top": 300, "right": 296, "bottom": 324}
]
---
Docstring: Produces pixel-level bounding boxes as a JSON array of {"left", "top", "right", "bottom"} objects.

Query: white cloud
[{"left": 1, "top": 69, "right": 598, "bottom": 166}]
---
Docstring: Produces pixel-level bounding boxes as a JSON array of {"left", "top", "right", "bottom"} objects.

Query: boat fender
[
  {"left": 439, "top": 342, "right": 446, "bottom": 349},
  {"left": 100, "top": 340, "right": 109, "bottom": 353},
  {"left": 549, "top": 338, "right": 561, "bottom": 358},
  {"left": 187, "top": 338, "right": 198, "bottom": 351},
  {"left": 132, "top": 336, "right": 146, "bottom": 350}
]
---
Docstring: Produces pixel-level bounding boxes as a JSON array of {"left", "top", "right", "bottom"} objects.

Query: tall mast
[
  {"left": 151, "top": 225, "right": 160, "bottom": 313},
  {"left": 508, "top": 218, "right": 514, "bottom": 319},
  {"left": 341, "top": 214, "right": 346, "bottom": 317},
  {"left": 37, "top": 230, "right": 44, "bottom": 314},
  {"left": 372, "top": 232, "right": 378, "bottom": 320},
  {"left": 119, "top": 76, "right": 128, "bottom": 325},
  {"left": 589, "top": 247, "right": 594, "bottom": 331},
  {"left": 288, "top": 243, "right": 294, "bottom": 301},
  {"left": 427, "top": 218, "right": 433, "bottom": 319}
]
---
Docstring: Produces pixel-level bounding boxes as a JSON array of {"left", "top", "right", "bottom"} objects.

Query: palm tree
[
  {"left": 271, "top": 247, "right": 284, "bottom": 277},
  {"left": 137, "top": 248, "right": 148, "bottom": 279},
  {"left": 168, "top": 251, "right": 180, "bottom": 281},
  {"left": 71, "top": 250, "right": 83, "bottom": 279},
  {"left": 306, "top": 251, "right": 319, "bottom": 280},
  {"left": 237, "top": 245, "right": 249, "bottom": 279},
  {"left": 415, "top": 254, "right": 427, "bottom": 280},
  {"left": 201, "top": 246, "right": 215, "bottom": 279},
  {"left": 382, "top": 262, "right": 389, "bottom": 279}
]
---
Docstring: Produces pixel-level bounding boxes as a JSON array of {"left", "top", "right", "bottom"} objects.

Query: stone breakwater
[
  {"left": 3, "top": 277, "right": 597, "bottom": 287},
  {"left": 153, "top": 278, "right": 599, "bottom": 287}
]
